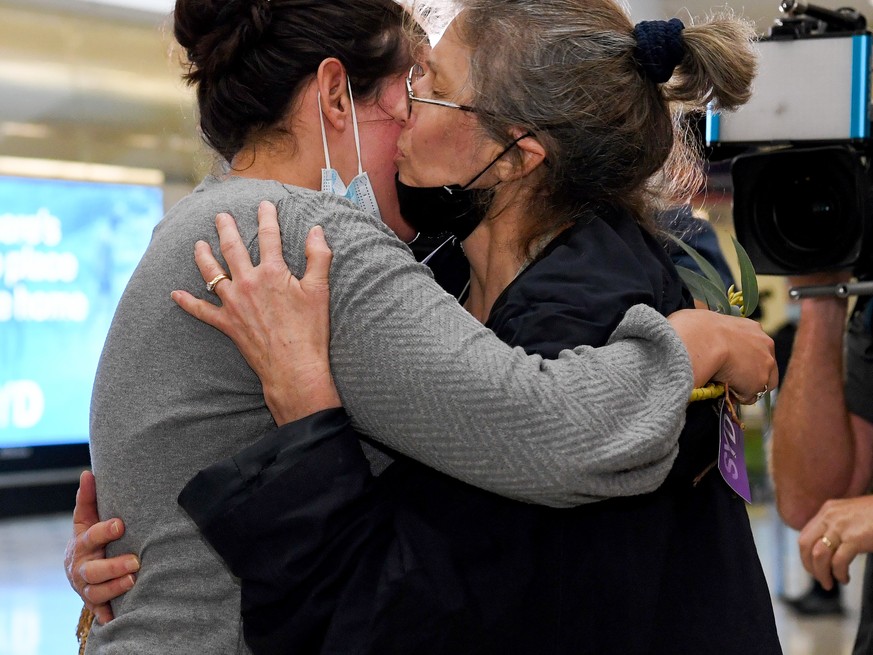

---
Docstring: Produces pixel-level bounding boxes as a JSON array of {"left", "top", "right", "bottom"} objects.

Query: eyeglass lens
[{"left": 406, "top": 64, "right": 424, "bottom": 118}]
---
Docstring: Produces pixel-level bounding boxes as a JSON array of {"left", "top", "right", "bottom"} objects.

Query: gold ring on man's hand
[{"left": 820, "top": 535, "right": 837, "bottom": 552}]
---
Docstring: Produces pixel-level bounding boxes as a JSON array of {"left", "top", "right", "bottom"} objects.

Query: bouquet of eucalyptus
[
  {"left": 670, "top": 233, "right": 760, "bottom": 403},
  {"left": 671, "top": 234, "right": 759, "bottom": 318}
]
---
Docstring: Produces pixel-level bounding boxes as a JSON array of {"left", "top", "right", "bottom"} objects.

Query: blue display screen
[{"left": 0, "top": 176, "right": 162, "bottom": 448}]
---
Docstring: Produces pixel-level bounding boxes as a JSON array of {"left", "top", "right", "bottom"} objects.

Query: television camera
[{"left": 708, "top": 1, "right": 873, "bottom": 297}]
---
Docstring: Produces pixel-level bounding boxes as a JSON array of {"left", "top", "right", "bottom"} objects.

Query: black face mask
[{"left": 396, "top": 134, "right": 531, "bottom": 242}]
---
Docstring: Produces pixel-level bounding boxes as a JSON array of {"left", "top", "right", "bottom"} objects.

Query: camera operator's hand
[{"left": 798, "top": 495, "right": 873, "bottom": 590}]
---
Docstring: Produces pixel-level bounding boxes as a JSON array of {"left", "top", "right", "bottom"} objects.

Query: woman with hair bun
[
  {"left": 167, "top": 1, "right": 780, "bottom": 653},
  {"left": 67, "top": 0, "right": 778, "bottom": 652}
]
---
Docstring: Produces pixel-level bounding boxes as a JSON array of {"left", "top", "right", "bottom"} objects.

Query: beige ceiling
[{"left": 0, "top": 2, "right": 204, "bottom": 184}]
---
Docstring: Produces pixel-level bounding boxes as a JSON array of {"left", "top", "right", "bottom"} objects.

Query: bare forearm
[{"left": 771, "top": 297, "right": 855, "bottom": 527}]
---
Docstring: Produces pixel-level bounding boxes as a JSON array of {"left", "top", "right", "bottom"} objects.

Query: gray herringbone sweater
[{"left": 87, "top": 175, "right": 692, "bottom": 653}]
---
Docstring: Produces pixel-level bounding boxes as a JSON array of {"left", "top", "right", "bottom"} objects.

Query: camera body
[{"left": 706, "top": 4, "right": 873, "bottom": 275}]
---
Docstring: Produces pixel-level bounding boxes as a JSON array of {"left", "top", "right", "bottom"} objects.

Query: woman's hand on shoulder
[
  {"left": 668, "top": 308, "right": 778, "bottom": 404},
  {"left": 171, "top": 200, "right": 341, "bottom": 425},
  {"left": 64, "top": 471, "right": 139, "bottom": 624}
]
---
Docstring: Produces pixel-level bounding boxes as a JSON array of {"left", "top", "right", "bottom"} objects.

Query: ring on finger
[
  {"left": 821, "top": 535, "right": 837, "bottom": 552},
  {"left": 755, "top": 384, "right": 769, "bottom": 402},
  {"left": 206, "top": 273, "right": 230, "bottom": 293}
]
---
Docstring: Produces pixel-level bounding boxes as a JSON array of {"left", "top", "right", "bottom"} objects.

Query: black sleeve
[
  {"left": 178, "top": 409, "right": 387, "bottom": 653},
  {"left": 178, "top": 409, "right": 519, "bottom": 655}
]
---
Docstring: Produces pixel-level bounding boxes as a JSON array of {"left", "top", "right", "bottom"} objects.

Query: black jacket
[{"left": 179, "top": 208, "right": 781, "bottom": 654}]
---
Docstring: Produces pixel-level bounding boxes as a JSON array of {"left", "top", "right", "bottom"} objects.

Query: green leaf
[
  {"left": 677, "top": 266, "right": 732, "bottom": 314},
  {"left": 676, "top": 266, "right": 708, "bottom": 306},
  {"left": 731, "top": 235, "right": 759, "bottom": 317},
  {"left": 668, "top": 234, "right": 728, "bottom": 293}
]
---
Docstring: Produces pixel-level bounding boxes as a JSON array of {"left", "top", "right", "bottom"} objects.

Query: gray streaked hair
[{"left": 454, "top": 0, "right": 757, "bottom": 252}]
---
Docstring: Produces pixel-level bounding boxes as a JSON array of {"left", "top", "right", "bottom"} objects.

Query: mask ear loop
[
  {"left": 346, "top": 78, "right": 364, "bottom": 176},
  {"left": 458, "top": 132, "right": 534, "bottom": 191},
  {"left": 317, "top": 91, "right": 332, "bottom": 170}
]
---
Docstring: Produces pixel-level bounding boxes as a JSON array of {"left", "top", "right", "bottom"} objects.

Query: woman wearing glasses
[
  {"left": 170, "top": 2, "right": 777, "bottom": 653},
  {"left": 67, "top": 0, "right": 778, "bottom": 652}
]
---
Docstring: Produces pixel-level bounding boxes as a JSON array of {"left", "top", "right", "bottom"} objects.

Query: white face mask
[{"left": 318, "top": 78, "right": 382, "bottom": 219}]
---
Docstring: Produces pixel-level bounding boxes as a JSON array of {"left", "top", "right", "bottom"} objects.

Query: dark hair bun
[{"left": 174, "top": 0, "right": 272, "bottom": 84}]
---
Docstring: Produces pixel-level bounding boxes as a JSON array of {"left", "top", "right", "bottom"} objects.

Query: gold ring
[
  {"left": 206, "top": 273, "right": 230, "bottom": 293},
  {"left": 821, "top": 535, "right": 837, "bottom": 552}
]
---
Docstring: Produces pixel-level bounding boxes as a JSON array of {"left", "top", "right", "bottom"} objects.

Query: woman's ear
[
  {"left": 315, "top": 58, "right": 351, "bottom": 132},
  {"left": 494, "top": 130, "right": 547, "bottom": 182}
]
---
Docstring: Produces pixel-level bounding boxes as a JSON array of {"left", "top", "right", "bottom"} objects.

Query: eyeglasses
[{"left": 406, "top": 64, "right": 477, "bottom": 118}]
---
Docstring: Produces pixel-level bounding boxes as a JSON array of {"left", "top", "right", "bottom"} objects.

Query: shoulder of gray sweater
[
  {"left": 272, "top": 185, "right": 421, "bottom": 281},
  {"left": 175, "top": 175, "right": 407, "bottom": 273},
  {"left": 165, "top": 176, "right": 296, "bottom": 243}
]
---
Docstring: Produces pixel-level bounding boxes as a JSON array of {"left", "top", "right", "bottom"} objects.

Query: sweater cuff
[{"left": 609, "top": 304, "right": 694, "bottom": 391}]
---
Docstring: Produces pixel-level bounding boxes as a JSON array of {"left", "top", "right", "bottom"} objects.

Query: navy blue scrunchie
[{"left": 633, "top": 18, "right": 686, "bottom": 84}]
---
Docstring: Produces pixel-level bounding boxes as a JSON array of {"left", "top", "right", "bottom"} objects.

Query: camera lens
[
  {"left": 732, "top": 147, "right": 866, "bottom": 274},
  {"left": 771, "top": 174, "right": 842, "bottom": 252}
]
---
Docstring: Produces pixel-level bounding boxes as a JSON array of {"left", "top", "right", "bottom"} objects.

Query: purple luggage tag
[{"left": 717, "top": 394, "right": 752, "bottom": 503}]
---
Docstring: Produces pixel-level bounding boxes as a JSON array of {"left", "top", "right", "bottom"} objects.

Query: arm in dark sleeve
[
  {"left": 179, "top": 409, "right": 391, "bottom": 653},
  {"left": 179, "top": 410, "right": 508, "bottom": 655}
]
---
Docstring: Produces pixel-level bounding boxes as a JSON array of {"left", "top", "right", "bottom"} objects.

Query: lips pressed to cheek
[{"left": 397, "top": 111, "right": 487, "bottom": 189}]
